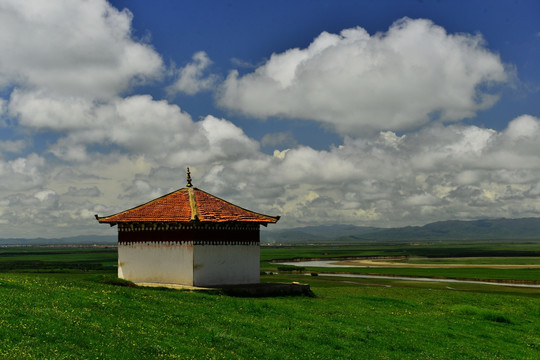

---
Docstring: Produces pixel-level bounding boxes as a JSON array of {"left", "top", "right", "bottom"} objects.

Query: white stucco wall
[
  {"left": 193, "top": 244, "right": 260, "bottom": 286},
  {"left": 118, "top": 242, "right": 194, "bottom": 285}
]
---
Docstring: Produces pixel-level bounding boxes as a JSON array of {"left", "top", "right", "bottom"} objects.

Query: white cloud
[
  {"left": 230, "top": 57, "right": 258, "bottom": 69},
  {"left": 0, "top": 2, "right": 537, "bottom": 238},
  {"left": 0, "top": 139, "right": 26, "bottom": 154},
  {"left": 9, "top": 86, "right": 260, "bottom": 165},
  {"left": 119, "top": 179, "right": 165, "bottom": 201},
  {"left": 0, "top": 0, "right": 163, "bottom": 99},
  {"left": 0, "top": 188, "right": 104, "bottom": 237},
  {"left": 261, "top": 132, "right": 297, "bottom": 148},
  {"left": 2, "top": 115, "right": 540, "bottom": 236},
  {"left": 0, "top": 98, "right": 7, "bottom": 125},
  {"left": 0, "top": 154, "right": 46, "bottom": 192},
  {"left": 9, "top": 90, "right": 95, "bottom": 131},
  {"left": 34, "top": 189, "right": 57, "bottom": 203},
  {"left": 218, "top": 18, "right": 509, "bottom": 135},
  {"left": 502, "top": 114, "right": 540, "bottom": 142},
  {"left": 168, "top": 51, "right": 219, "bottom": 95},
  {"left": 178, "top": 115, "right": 540, "bottom": 228},
  {"left": 63, "top": 186, "right": 101, "bottom": 197}
]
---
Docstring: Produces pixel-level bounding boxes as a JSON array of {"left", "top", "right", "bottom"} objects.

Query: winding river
[{"left": 275, "top": 260, "right": 540, "bottom": 288}]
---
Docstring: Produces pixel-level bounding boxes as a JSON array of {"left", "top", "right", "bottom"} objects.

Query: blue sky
[
  {"left": 0, "top": 0, "right": 539, "bottom": 238},
  {"left": 111, "top": 0, "right": 539, "bottom": 136}
]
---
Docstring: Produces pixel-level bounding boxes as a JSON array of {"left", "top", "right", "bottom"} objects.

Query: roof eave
[{"left": 95, "top": 216, "right": 279, "bottom": 226}]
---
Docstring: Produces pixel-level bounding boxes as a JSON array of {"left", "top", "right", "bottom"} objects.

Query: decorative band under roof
[
  {"left": 118, "top": 222, "right": 260, "bottom": 232},
  {"left": 118, "top": 240, "right": 260, "bottom": 246}
]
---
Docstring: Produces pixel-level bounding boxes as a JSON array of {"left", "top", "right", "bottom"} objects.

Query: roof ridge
[{"left": 188, "top": 187, "right": 200, "bottom": 221}]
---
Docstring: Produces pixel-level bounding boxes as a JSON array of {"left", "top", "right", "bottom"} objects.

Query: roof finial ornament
[{"left": 186, "top": 167, "right": 193, "bottom": 187}]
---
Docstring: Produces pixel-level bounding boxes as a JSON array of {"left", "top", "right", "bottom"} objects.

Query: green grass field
[
  {"left": 0, "top": 243, "right": 539, "bottom": 359},
  {"left": 260, "top": 240, "right": 540, "bottom": 261},
  {"left": 261, "top": 242, "right": 540, "bottom": 284}
]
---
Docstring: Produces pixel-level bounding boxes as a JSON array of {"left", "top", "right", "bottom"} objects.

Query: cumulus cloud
[
  {"left": 0, "top": 0, "right": 163, "bottom": 99},
  {"left": 8, "top": 90, "right": 257, "bottom": 165},
  {"left": 0, "top": 2, "right": 537, "bottom": 238},
  {"left": 218, "top": 18, "right": 509, "bottom": 135},
  {"left": 168, "top": 51, "right": 219, "bottom": 95},
  {"left": 0, "top": 98, "right": 7, "bottom": 125},
  {"left": 0, "top": 154, "right": 46, "bottom": 192},
  {"left": 0, "top": 139, "right": 26, "bottom": 154},
  {"left": 261, "top": 132, "right": 297, "bottom": 148},
  {"left": 0, "top": 188, "right": 109, "bottom": 237},
  {"left": 169, "top": 115, "right": 540, "bottom": 229},
  {"left": 3, "top": 113, "right": 540, "bottom": 236},
  {"left": 63, "top": 186, "right": 101, "bottom": 197}
]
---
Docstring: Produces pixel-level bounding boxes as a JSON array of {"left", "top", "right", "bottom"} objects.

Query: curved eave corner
[
  {"left": 95, "top": 214, "right": 117, "bottom": 227},
  {"left": 261, "top": 215, "right": 280, "bottom": 227}
]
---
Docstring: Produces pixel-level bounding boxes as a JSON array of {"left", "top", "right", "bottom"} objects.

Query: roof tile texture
[{"left": 97, "top": 187, "right": 279, "bottom": 224}]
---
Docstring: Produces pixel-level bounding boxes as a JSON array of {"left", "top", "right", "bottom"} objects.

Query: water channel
[{"left": 275, "top": 260, "right": 540, "bottom": 289}]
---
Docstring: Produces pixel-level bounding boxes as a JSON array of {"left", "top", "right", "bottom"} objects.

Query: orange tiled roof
[{"left": 96, "top": 187, "right": 280, "bottom": 225}]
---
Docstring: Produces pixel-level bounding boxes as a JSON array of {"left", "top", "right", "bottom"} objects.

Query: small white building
[{"left": 96, "top": 169, "right": 279, "bottom": 287}]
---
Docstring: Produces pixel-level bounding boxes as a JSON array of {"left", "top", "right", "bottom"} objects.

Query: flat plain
[{"left": 0, "top": 241, "right": 539, "bottom": 359}]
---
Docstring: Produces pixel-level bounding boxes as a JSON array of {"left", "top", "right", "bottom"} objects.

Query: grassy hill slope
[{"left": 1, "top": 272, "right": 538, "bottom": 359}]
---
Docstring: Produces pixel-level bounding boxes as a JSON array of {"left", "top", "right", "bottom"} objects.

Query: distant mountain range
[
  {"left": 2, "top": 218, "right": 540, "bottom": 245},
  {"left": 261, "top": 218, "right": 540, "bottom": 244},
  {"left": 0, "top": 235, "right": 117, "bottom": 246}
]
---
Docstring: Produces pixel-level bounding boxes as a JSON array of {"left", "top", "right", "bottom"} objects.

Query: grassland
[
  {"left": 0, "top": 243, "right": 539, "bottom": 359},
  {"left": 260, "top": 240, "right": 540, "bottom": 260},
  {"left": 261, "top": 241, "right": 540, "bottom": 284},
  {"left": 0, "top": 247, "right": 117, "bottom": 272}
]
